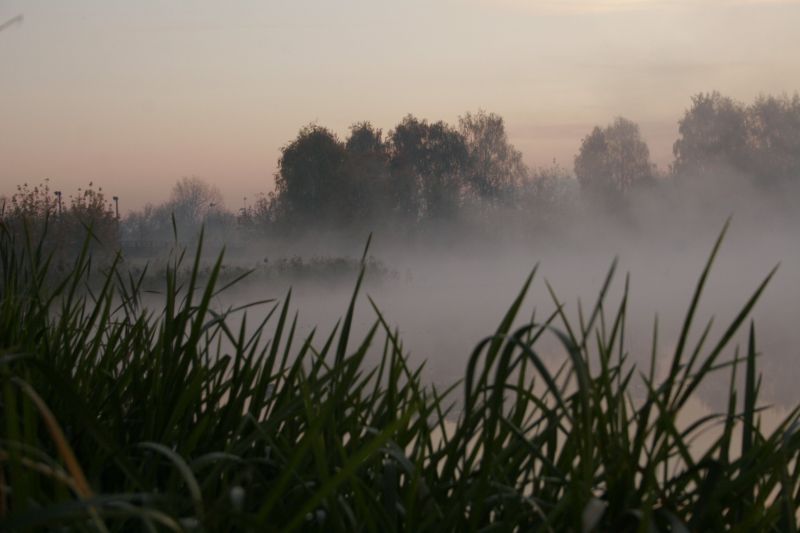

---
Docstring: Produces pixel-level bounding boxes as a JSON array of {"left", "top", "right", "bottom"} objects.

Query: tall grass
[{"left": 1, "top": 221, "right": 798, "bottom": 531}]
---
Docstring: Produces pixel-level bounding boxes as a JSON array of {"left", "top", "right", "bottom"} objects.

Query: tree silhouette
[
  {"left": 274, "top": 125, "right": 348, "bottom": 225},
  {"left": 388, "top": 115, "right": 469, "bottom": 220},
  {"left": 575, "top": 117, "right": 653, "bottom": 200},
  {"left": 344, "top": 122, "right": 391, "bottom": 224},
  {"left": 169, "top": 176, "right": 224, "bottom": 226},
  {"left": 459, "top": 110, "right": 527, "bottom": 204},
  {"left": 745, "top": 93, "right": 800, "bottom": 185},
  {"left": 672, "top": 92, "right": 749, "bottom": 178}
]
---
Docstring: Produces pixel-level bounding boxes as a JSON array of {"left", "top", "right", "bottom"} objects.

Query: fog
[
  {"left": 208, "top": 185, "right": 800, "bottom": 413},
  {"left": 4, "top": 83, "right": 798, "bottom": 418}
]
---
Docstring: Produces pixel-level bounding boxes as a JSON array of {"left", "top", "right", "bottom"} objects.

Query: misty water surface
[{"left": 202, "top": 210, "right": 800, "bottom": 414}]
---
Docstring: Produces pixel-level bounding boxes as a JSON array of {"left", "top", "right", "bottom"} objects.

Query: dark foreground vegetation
[{"left": 1, "top": 219, "right": 799, "bottom": 531}]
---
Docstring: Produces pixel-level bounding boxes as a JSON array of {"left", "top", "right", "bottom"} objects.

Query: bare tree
[{"left": 169, "top": 176, "right": 224, "bottom": 226}]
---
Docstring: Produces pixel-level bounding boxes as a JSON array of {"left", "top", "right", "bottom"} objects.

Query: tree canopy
[
  {"left": 86, "top": 94, "right": 800, "bottom": 242},
  {"left": 459, "top": 110, "right": 527, "bottom": 203},
  {"left": 575, "top": 117, "right": 653, "bottom": 200},
  {"left": 672, "top": 92, "right": 750, "bottom": 178},
  {"left": 274, "top": 125, "right": 349, "bottom": 225},
  {"left": 388, "top": 115, "right": 469, "bottom": 220}
]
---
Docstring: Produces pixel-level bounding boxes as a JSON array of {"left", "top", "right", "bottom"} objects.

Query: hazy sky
[{"left": 2, "top": 0, "right": 799, "bottom": 212}]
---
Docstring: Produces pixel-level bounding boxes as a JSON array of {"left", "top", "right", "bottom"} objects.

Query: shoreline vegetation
[
  {"left": 2, "top": 92, "right": 799, "bottom": 260},
  {"left": 2, "top": 222, "right": 799, "bottom": 531}
]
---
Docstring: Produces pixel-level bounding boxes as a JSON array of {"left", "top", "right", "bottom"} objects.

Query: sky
[{"left": 1, "top": 0, "right": 799, "bottom": 213}]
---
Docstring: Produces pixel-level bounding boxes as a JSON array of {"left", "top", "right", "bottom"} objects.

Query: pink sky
[{"left": 2, "top": 1, "right": 799, "bottom": 213}]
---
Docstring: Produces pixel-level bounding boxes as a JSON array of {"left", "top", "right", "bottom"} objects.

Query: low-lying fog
[{"left": 208, "top": 195, "right": 799, "bottom": 413}]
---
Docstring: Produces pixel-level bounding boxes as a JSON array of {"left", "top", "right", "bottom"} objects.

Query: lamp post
[{"left": 113, "top": 196, "right": 119, "bottom": 219}]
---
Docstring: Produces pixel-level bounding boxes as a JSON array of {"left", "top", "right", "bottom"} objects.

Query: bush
[{"left": 0, "top": 181, "right": 119, "bottom": 266}]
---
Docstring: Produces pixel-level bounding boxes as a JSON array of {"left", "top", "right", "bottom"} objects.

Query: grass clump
[
  {"left": 0, "top": 221, "right": 798, "bottom": 532},
  {"left": 124, "top": 253, "right": 398, "bottom": 291}
]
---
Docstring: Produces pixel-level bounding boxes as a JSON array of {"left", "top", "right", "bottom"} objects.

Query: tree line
[
  {"left": 2, "top": 91, "right": 799, "bottom": 249},
  {"left": 254, "top": 91, "right": 800, "bottom": 230},
  {"left": 249, "top": 111, "right": 530, "bottom": 229}
]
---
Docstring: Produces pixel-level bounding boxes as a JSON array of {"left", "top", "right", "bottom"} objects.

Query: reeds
[{"left": 0, "top": 221, "right": 798, "bottom": 531}]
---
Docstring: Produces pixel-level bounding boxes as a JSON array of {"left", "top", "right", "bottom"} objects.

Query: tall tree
[
  {"left": 745, "top": 93, "right": 800, "bottom": 184},
  {"left": 459, "top": 110, "right": 527, "bottom": 203},
  {"left": 388, "top": 115, "right": 469, "bottom": 220},
  {"left": 345, "top": 122, "right": 391, "bottom": 223},
  {"left": 274, "top": 125, "right": 348, "bottom": 225},
  {"left": 575, "top": 117, "right": 653, "bottom": 199},
  {"left": 672, "top": 92, "right": 749, "bottom": 177}
]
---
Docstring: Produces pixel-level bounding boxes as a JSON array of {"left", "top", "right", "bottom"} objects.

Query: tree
[
  {"left": 237, "top": 192, "right": 279, "bottom": 234},
  {"left": 123, "top": 203, "right": 168, "bottom": 241},
  {"left": 745, "top": 93, "right": 800, "bottom": 185},
  {"left": 4, "top": 180, "right": 57, "bottom": 222},
  {"left": 273, "top": 125, "right": 348, "bottom": 225},
  {"left": 344, "top": 122, "right": 391, "bottom": 224},
  {"left": 1, "top": 181, "right": 59, "bottom": 249},
  {"left": 672, "top": 92, "right": 749, "bottom": 177},
  {"left": 517, "top": 163, "right": 576, "bottom": 228},
  {"left": 459, "top": 110, "right": 527, "bottom": 203},
  {"left": 121, "top": 177, "right": 226, "bottom": 244},
  {"left": 168, "top": 176, "right": 224, "bottom": 227},
  {"left": 66, "top": 182, "right": 119, "bottom": 247},
  {"left": 574, "top": 117, "right": 654, "bottom": 199},
  {"left": 388, "top": 115, "right": 469, "bottom": 220},
  {"left": 2, "top": 180, "right": 119, "bottom": 261}
]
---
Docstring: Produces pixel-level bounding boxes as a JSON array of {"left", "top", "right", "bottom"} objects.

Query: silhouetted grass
[
  {"left": 124, "top": 253, "right": 397, "bottom": 290},
  {"left": 0, "top": 221, "right": 798, "bottom": 532}
]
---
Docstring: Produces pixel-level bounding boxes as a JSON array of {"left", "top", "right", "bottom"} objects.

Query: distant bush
[
  {"left": 0, "top": 180, "right": 119, "bottom": 263},
  {"left": 125, "top": 253, "right": 398, "bottom": 289}
]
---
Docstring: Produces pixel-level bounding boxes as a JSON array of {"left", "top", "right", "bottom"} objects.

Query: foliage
[
  {"left": 673, "top": 92, "right": 750, "bottom": 178},
  {"left": 575, "top": 118, "right": 654, "bottom": 200},
  {"left": 127, "top": 254, "right": 397, "bottom": 288},
  {"left": 274, "top": 125, "right": 350, "bottom": 226},
  {"left": 0, "top": 180, "right": 118, "bottom": 260},
  {"left": 123, "top": 177, "right": 232, "bottom": 245},
  {"left": 270, "top": 114, "right": 530, "bottom": 227},
  {"left": 344, "top": 122, "right": 393, "bottom": 224},
  {"left": 671, "top": 91, "right": 800, "bottom": 190},
  {"left": 388, "top": 115, "right": 470, "bottom": 220},
  {"left": 64, "top": 183, "right": 119, "bottom": 249},
  {"left": 1, "top": 223, "right": 799, "bottom": 531},
  {"left": 459, "top": 110, "right": 527, "bottom": 203},
  {"left": 2, "top": 181, "right": 58, "bottom": 221},
  {"left": 6, "top": 94, "right": 800, "bottom": 243},
  {"left": 517, "top": 163, "right": 577, "bottom": 227},
  {"left": 237, "top": 193, "right": 279, "bottom": 234},
  {"left": 745, "top": 94, "right": 800, "bottom": 185}
]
